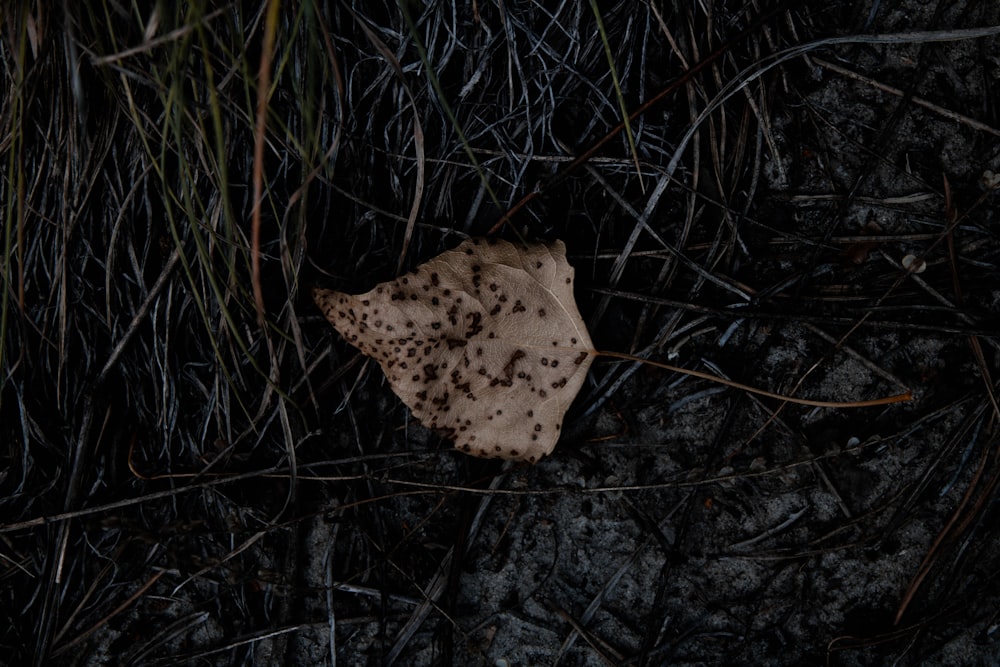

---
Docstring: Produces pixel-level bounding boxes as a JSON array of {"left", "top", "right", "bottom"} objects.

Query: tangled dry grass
[{"left": 2, "top": 1, "right": 1000, "bottom": 665}]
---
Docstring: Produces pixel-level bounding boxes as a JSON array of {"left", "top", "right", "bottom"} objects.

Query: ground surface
[{"left": 2, "top": 2, "right": 1000, "bottom": 666}]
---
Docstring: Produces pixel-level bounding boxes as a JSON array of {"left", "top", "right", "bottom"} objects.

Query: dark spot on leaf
[
  {"left": 503, "top": 350, "right": 527, "bottom": 379},
  {"left": 465, "top": 312, "right": 483, "bottom": 338}
]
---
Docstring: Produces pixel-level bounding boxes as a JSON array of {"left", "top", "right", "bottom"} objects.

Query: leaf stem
[{"left": 594, "top": 350, "right": 912, "bottom": 409}]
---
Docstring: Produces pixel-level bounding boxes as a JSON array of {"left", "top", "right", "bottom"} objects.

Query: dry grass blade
[
  {"left": 51, "top": 571, "right": 166, "bottom": 658},
  {"left": 251, "top": 0, "right": 280, "bottom": 325},
  {"left": 344, "top": 5, "right": 425, "bottom": 273},
  {"left": 589, "top": 0, "right": 644, "bottom": 193},
  {"left": 396, "top": 0, "right": 504, "bottom": 227}
]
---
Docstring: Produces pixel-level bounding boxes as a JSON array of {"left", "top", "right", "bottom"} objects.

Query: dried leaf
[{"left": 313, "top": 238, "right": 594, "bottom": 461}]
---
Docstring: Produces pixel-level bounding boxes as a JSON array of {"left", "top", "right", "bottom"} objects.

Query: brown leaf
[{"left": 313, "top": 238, "right": 594, "bottom": 461}]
